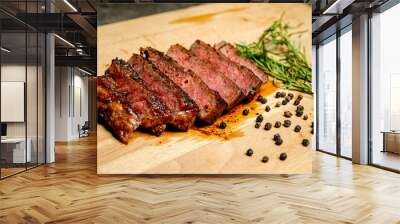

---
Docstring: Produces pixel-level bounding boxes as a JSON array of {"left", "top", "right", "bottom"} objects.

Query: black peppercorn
[
  {"left": 303, "top": 114, "right": 309, "bottom": 120},
  {"left": 261, "top": 156, "right": 269, "bottom": 163},
  {"left": 265, "top": 105, "right": 271, "bottom": 112},
  {"left": 242, "top": 108, "right": 250, "bottom": 116},
  {"left": 255, "top": 122, "right": 261, "bottom": 129},
  {"left": 264, "top": 122, "right": 272, "bottom": 131},
  {"left": 296, "top": 111, "right": 303, "bottom": 117},
  {"left": 297, "top": 95, "right": 303, "bottom": 101},
  {"left": 285, "top": 96, "right": 291, "bottom": 102},
  {"left": 302, "top": 139, "right": 310, "bottom": 146},
  {"left": 288, "top": 93, "right": 294, "bottom": 99},
  {"left": 294, "top": 125, "right": 301, "bottom": 132},
  {"left": 281, "top": 92, "right": 287, "bottom": 97},
  {"left": 279, "top": 152, "right": 287, "bottom": 160},
  {"left": 282, "top": 99, "right": 288, "bottom": 105},
  {"left": 284, "top": 111, "right": 292, "bottom": 118},
  {"left": 273, "top": 133, "right": 281, "bottom": 141},
  {"left": 275, "top": 138, "right": 283, "bottom": 145},
  {"left": 293, "top": 100, "right": 300, "bottom": 106},
  {"left": 256, "top": 96, "right": 267, "bottom": 104},
  {"left": 219, "top": 121, "right": 227, "bottom": 129},
  {"left": 274, "top": 121, "right": 281, "bottom": 128},
  {"left": 296, "top": 105, "right": 304, "bottom": 112},
  {"left": 256, "top": 114, "right": 263, "bottom": 123},
  {"left": 283, "top": 120, "right": 291, "bottom": 128},
  {"left": 311, "top": 122, "right": 314, "bottom": 128},
  {"left": 275, "top": 102, "right": 281, "bottom": 108},
  {"left": 275, "top": 92, "right": 282, "bottom": 98},
  {"left": 311, "top": 129, "right": 314, "bottom": 134},
  {"left": 246, "top": 148, "right": 254, "bottom": 156}
]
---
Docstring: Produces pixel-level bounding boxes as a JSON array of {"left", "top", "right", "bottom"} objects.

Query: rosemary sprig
[{"left": 236, "top": 17, "right": 312, "bottom": 94}]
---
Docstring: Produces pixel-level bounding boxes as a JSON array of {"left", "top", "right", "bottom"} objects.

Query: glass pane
[
  {"left": 38, "top": 33, "right": 45, "bottom": 165},
  {"left": 1, "top": 31, "right": 27, "bottom": 177},
  {"left": 27, "top": 31, "right": 38, "bottom": 169},
  {"left": 340, "top": 28, "right": 352, "bottom": 158},
  {"left": 317, "top": 36, "right": 337, "bottom": 154},
  {"left": 371, "top": 4, "right": 400, "bottom": 171}
]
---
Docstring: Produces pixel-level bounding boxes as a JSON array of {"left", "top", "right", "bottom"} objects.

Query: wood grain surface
[
  {"left": 97, "top": 3, "right": 312, "bottom": 174},
  {"left": 2, "top": 137, "right": 400, "bottom": 223}
]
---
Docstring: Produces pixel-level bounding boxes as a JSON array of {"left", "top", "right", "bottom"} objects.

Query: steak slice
[
  {"left": 167, "top": 44, "right": 244, "bottom": 110},
  {"left": 190, "top": 40, "right": 262, "bottom": 99},
  {"left": 106, "top": 58, "right": 170, "bottom": 136},
  {"left": 215, "top": 41, "right": 269, "bottom": 83},
  {"left": 128, "top": 54, "right": 199, "bottom": 131},
  {"left": 141, "top": 47, "right": 227, "bottom": 124},
  {"left": 97, "top": 76, "right": 141, "bottom": 144}
]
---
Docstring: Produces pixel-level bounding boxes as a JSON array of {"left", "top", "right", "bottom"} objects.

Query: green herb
[{"left": 236, "top": 15, "right": 312, "bottom": 94}]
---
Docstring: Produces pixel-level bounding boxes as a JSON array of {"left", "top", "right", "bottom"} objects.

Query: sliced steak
[
  {"left": 215, "top": 41, "right": 269, "bottom": 83},
  {"left": 140, "top": 47, "right": 226, "bottom": 124},
  {"left": 128, "top": 54, "right": 199, "bottom": 131},
  {"left": 106, "top": 59, "right": 170, "bottom": 136},
  {"left": 190, "top": 40, "right": 262, "bottom": 99},
  {"left": 97, "top": 76, "right": 141, "bottom": 144},
  {"left": 167, "top": 44, "right": 244, "bottom": 110}
]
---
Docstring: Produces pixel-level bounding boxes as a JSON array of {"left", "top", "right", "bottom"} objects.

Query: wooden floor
[{"left": 0, "top": 135, "right": 400, "bottom": 224}]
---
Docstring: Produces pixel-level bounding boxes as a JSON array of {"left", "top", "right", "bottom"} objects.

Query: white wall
[{"left": 54, "top": 67, "right": 89, "bottom": 141}]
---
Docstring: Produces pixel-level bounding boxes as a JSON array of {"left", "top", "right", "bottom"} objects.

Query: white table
[{"left": 1, "top": 138, "right": 31, "bottom": 163}]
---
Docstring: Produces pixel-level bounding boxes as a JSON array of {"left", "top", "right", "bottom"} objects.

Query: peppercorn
[
  {"left": 303, "top": 114, "right": 308, "bottom": 120},
  {"left": 279, "top": 152, "right": 287, "bottom": 160},
  {"left": 283, "top": 120, "right": 291, "bottom": 128},
  {"left": 256, "top": 114, "right": 263, "bottom": 123},
  {"left": 219, "top": 121, "right": 227, "bottom": 129},
  {"left": 275, "top": 102, "right": 281, "bottom": 108},
  {"left": 274, "top": 121, "right": 281, "bottom": 128},
  {"left": 275, "top": 92, "right": 282, "bottom": 98},
  {"left": 293, "top": 100, "right": 300, "bottom": 106},
  {"left": 257, "top": 96, "right": 267, "bottom": 104},
  {"left": 264, "top": 122, "right": 272, "bottom": 131},
  {"left": 246, "top": 148, "right": 254, "bottom": 156},
  {"left": 261, "top": 156, "right": 269, "bottom": 163},
  {"left": 285, "top": 96, "right": 291, "bottom": 102},
  {"left": 282, "top": 99, "right": 288, "bottom": 105},
  {"left": 273, "top": 133, "right": 281, "bottom": 141},
  {"left": 255, "top": 122, "right": 261, "bottom": 129},
  {"left": 284, "top": 111, "right": 292, "bottom": 118},
  {"left": 302, "top": 139, "right": 310, "bottom": 146},
  {"left": 296, "top": 105, "right": 304, "bottom": 112},
  {"left": 294, "top": 125, "right": 301, "bottom": 132},
  {"left": 311, "top": 122, "right": 314, "bottom": 128},
  {"left": 288, "top": 93, "right": 294, "bottom": 99},
  {"left": 296, "top": 111, "right": 303, "bottom": 117},
  {"left": 297, "top": 95, "right": 303, "bottom": 101},
  {"left": 242, "top": 108, "right": 250, "bottom": 116},
  {"left": 281, "top": 92, "right": 287, "bottom": 97},
  {"left": 311, "top": 129, "right": 314, "bottom": 134},
  {"left": 265, "top": 105, "right": 271, "bottom": 112},
  {"left": 275, "top": 138, "right": 283, "bottom": 145}
]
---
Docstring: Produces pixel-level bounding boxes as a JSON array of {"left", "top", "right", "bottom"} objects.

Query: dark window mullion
[
  {"left": 336, "top": 24, "right": 341, "bottom": 158},
  {"left": 25, "top": 0, "right": 28, "bottom": 171}
]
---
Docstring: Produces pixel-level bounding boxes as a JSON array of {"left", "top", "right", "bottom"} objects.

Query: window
[
  {"left": 339, "top": 27, "right": 352, "bottom": 158},
  {"left": 370, "top": 3, "right": 400, "bottom": 171},
  {"left": 317, "top": 35, "right": 337, "bottom": 154}
]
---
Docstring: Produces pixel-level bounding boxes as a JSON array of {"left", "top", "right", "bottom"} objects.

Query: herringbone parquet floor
[{"left": 1, "top": 135, "right": 400, "bottom": 224}]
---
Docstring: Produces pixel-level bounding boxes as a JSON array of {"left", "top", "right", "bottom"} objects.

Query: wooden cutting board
[{"left": 97, "top": 3, "right": 312, "bottom": 174}]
